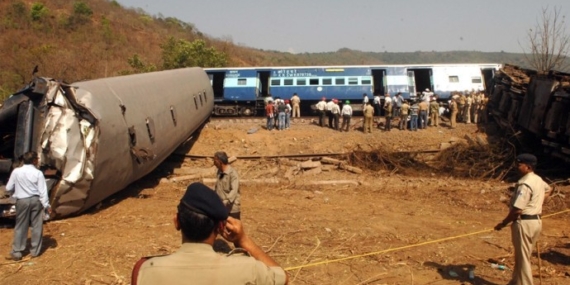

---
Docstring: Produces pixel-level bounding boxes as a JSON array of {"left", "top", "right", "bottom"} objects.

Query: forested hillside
[{"left": 0, "top": 0, "right": 528, "bottom": 101}]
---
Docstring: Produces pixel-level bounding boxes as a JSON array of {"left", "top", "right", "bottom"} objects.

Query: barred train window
[
  {"left": 271, "top": 79, "right": 280, "bottom": 86},
  {"left": 471, "top": 77, "right": 482, "bottom": 83},
  {"left": 449, "top": 76, "right": 459, "bottom": 83},
  {"left": 309, "top": 78, "right": 319, "bottom": 85},
  {"left": 322, "top": 78, "right": 332, "bottom": 85},
  {"left": 284, "top": 79, "right": 294, "bottom": 86},
  {"left": 237, "top": 78, "right": 247, "bottom": 85},
  {"left": 335, "top": 78, "right": 345, "bottom": 85},
  {"left": 297, "top": 79, "right": 306, "bottom": 85},
  {"left": 348, "top": 78, "right": 358, "bottom": 85},
  {"left": 361, "top": 78, "right": 372, "bottom": 85}
]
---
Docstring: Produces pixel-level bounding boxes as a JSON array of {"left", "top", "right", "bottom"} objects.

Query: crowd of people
[{"left": 267, "top": 89, "right": 489, "bottom": 133}]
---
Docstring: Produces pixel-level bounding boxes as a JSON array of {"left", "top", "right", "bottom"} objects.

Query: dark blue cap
[
  {"left": 516, "top": 153, "right": 537, "bottom": 167},
  {"left": 179, "top": 182, "right": 228, "bottom": 221}
]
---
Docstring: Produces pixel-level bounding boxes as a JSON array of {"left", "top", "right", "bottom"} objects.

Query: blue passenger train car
[{"left": 205, "top": 63, "right": 500, "bottom": 116}]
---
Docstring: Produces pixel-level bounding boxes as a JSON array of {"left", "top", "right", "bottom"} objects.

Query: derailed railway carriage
[
  {"left": 0, "top": 68, "right": 213, "bottom": 219},
  {"left": 206, "top": 63, "right": 500, "bottom": 116}
]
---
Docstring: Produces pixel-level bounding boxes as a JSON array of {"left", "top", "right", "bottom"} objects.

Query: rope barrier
[{"left": 284, "top": 208, "right": 570, "bottom": 271}]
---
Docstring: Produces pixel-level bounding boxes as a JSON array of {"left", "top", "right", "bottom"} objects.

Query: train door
[
  {"left": 207, "top": 71, "right": 226, "bottom": 100},
  {"left": 257, "top": 71, "right": 270, "bottom": 98},
  {"left": 481, "top": 68, "right": 496, "bottom": 92},
  {"left": 371, "top": 69, "right": 387, "bottom": 96},
  {"left": 407, "top": 68, "right": 433, "bottom": 96},
  {"left": 407, "top": 70, "right": 416, "bottom": 99}
]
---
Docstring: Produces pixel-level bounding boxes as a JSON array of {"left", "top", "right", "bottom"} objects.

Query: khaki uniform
[
  {"left": 363, "top": 105, "right": 374, "bottom": 133},
  {"left": 399, "top": 102, "right": 409, "bottom": 130},
  {"left": 136, "top": 243, "right": 287, "bottom": 285},
  {"left": 290, "top": 95, "right": 301, "bottom": 117},
  {"left": 450, "top": 100, "right": 458, "bottom": 129},
  {"left": 508, "top": 172, "right": 550, "bottom": 285},
  {"left": 457, "top": 95, "right": 466, "bottom": 122},
  {"left": 215, "top": 166, "right": 240, "bottom": 216},
  {"left": 464, "top": 96, "right": 472, "bottom": 123},
  {"left": 429, "top": 100, "right": 439, "bottom": 127}
]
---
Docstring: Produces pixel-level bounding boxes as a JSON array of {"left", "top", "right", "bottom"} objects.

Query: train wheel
[{"left": 240, "top": 107, "right": 255, "bottom": 116}]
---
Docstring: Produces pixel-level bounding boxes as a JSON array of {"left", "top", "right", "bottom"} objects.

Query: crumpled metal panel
[
  {"left": 51, "top": 68, "right": 213, "bottom": 217},
  {"left": 2, "top": 68, "right": 212, "bottom": 218}
]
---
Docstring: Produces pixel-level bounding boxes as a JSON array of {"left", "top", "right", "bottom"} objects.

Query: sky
[{"left": 117, "top": 0, "right": 569, "bottom": 54}]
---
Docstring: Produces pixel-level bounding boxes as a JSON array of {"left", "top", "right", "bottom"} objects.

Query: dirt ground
[{"left": 1, "top": 117, "right": 569, "bottom": 285}]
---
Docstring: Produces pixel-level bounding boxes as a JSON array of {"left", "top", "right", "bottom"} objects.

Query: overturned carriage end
[{"left": 0, "top": 68, "right": 213, "bottom": 219}]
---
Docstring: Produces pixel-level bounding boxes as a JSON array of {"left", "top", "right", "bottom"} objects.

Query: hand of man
[
  {"left": 47, "top": 207, "right": 53, "bottom": 215},
  {"left": 222, "top": 217, "right": 245, "bottom": 243},
  {"left": 494, "top": 222, "right": 505, "bottom": 231}
]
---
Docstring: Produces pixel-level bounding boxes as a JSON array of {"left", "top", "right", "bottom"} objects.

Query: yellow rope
[{"left": 285, "top": 208, "right": 570, "bottom": 271}]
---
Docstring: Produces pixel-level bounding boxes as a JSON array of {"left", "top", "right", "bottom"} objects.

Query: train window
[
  {"left": 471, "top": 77, "right": 482, "bottom": 83},
  {"left": 322, "top": 78, "right": 332, "bottom": 85},
  {"left": 170, "top": 106, "right": 177, "bottom": 126},
  {"left": 449, "top": 76, "right": 459, "bottom": 83},
  {"left": 145, "top": 117, "right": 155, "bottom": 143},
  {"left": 194, "top": 95, "right": 198, "bottom": 109},
  {"left": 284, "top": 79, "right": 294, "bottom": 86},
  {"left": 309, "top": 78, "right": 319, "bottom": 85},
  {"left": 271, "top": 79, "right": 280, "bottom": 86},
  {"left": 237, "top": 79, "right": 247, "bottom": 85},
  {"left": 335, "top": 78, "right": 345, "bottom": 85},
  {"left": 361, "top": 78, "right": 372, "bottom": 85},
  {"left": 348, "top": 78, "right": 358, "bottom": 85},
  {"left": 199, "top": 92, "right": 204, "bottom": 106},
  {"left": 297, "top": 79, "right": 306, "bottom": 85}
]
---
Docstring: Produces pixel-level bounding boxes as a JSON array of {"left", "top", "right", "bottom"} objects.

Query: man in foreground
[
  {"left": 5, "top": 151, "right": 51, "bottom": 261},
  {"left": 214, "top": 151, "right": 241, "bottom": 219},
  {"left": 494, "top": 154, "right": 550, "bottom": 285},
  {"left": 132, "top": 182, "right": 288, "bottom": 285}
]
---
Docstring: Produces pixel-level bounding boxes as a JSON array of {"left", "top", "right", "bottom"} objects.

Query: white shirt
[
  {"left": 6, "top": 164, "right": 50, "bottom": 208},
  {"left": 326, "top": 101, "right": 335, "bottom": 111},
  {"left": 331, "top": 104, "right": 340, "bottom": 114},
  {"left": 363, "top": 96, "right": 369, "bottom": 104},
  {"left": 373, "top": 96, "right": 381, "bottom": 104},
  {"left": 341, "top": 104, "right": 353, "bottom": 116},
  {"left": 316, "top": 101, "right": 326, "bottom": 111}
]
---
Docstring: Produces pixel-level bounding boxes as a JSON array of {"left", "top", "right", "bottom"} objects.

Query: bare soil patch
[{"left": 1, "top": 118, "right": 569, "bottom": 285}]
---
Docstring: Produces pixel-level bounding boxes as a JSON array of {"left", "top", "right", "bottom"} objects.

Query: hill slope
[{"left": 0, "top": 0, "right": 529, "bottom": 101}]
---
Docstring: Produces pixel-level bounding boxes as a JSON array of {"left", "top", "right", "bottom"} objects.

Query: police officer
[
  {"left": 340, "top": 100, "right": 353, "bottom": 132},
  {"left": 132, "top": 182, "right": 288, "bottom": 285},
  {"left": 494, "top": 154, "right": 550, "bottom": 285},
  {"left": 363, "top": 102, "right": 374, "bottom": 133},
  {"left": 214, "top": 151, "right": 240, "bottom": 220},
  {"left": 449, "top": 97, "right": 458, "bottom": 129}
]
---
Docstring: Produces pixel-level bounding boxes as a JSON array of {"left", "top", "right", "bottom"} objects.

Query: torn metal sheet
[{"left": 0, "top": 68, "right": 213, "bottom": 218}]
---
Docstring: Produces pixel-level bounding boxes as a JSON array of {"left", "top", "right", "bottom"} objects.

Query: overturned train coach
[
  {"left": 0, "top": 68, "right": 213, "bottom": 218},
  {"left": 488, "top": 64, "right": 570, "bottom": 160}
]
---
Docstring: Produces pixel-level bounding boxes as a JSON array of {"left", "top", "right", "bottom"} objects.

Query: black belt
[{"left": 520, "top": 214, "right": 541, "bottom": 220}]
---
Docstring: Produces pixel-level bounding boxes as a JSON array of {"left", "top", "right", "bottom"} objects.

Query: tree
[
  {"left": 522, "top": 6, "right": 570, "bottom": 73},
  {"left": 161, "top": 38, "right": 228, "bottom": 69}
]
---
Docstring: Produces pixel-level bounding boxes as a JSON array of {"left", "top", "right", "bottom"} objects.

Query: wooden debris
[
  {"left": 172, "top": 166, "right": 216, "bottom": 176},
  {"left": 321, "top": 157, "right": 343, "bottom": 165},
  {"left": 202, "top": 178, "right": 280, "bottom": 184},
  {"left": 228, "top": 156, "right": 237, "bottom": 164},
  {"left": 306, "top": 180, "right": 360, "bottom": 186},
  {"left": 300, "top": 160, "right": 322, "bottom": 169},
  {"left": 339, "top": 163, "right": 363, "bottom": 174},
  {"left": 303, "top": 167, "right": 322, "bottom": 176},
  {"left": 440, "top": 142, "right": 452, "bottom": 150}
]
